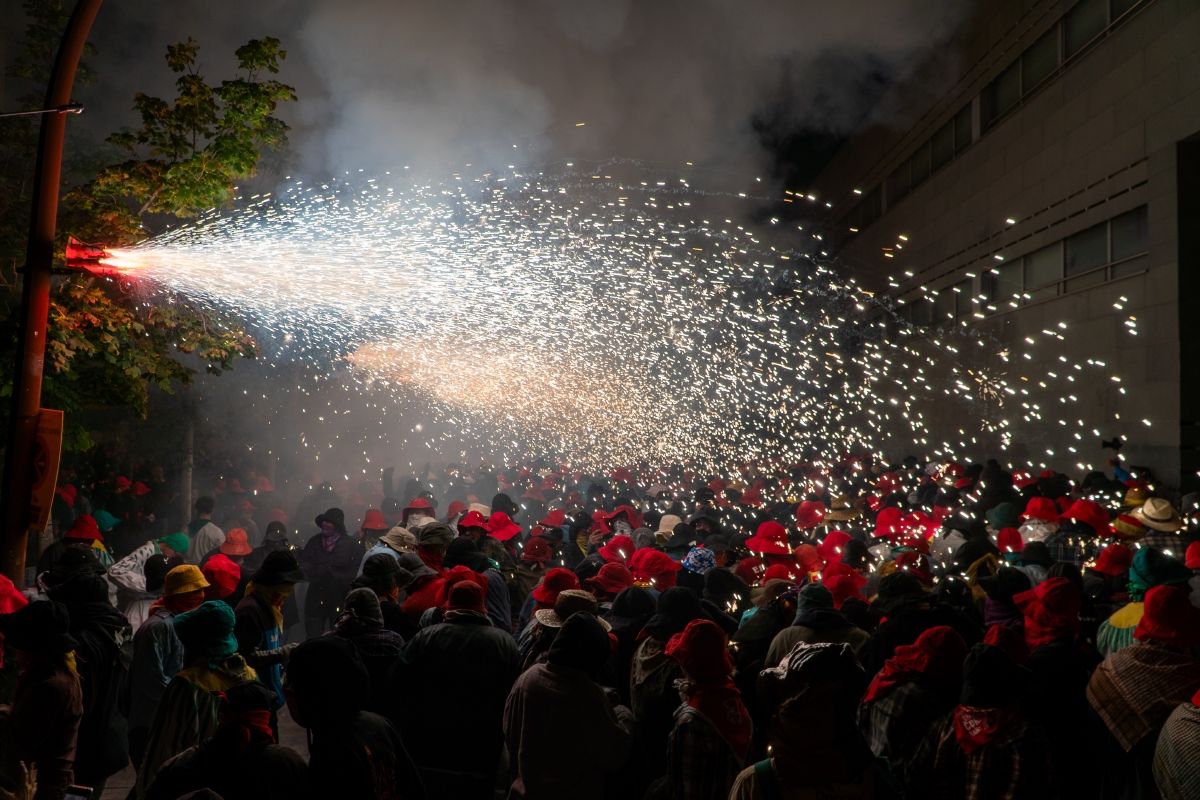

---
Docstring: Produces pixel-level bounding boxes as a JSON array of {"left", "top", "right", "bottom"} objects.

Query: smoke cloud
[{"left": 35, "top": 0, "right": 965, "bottom": 183}]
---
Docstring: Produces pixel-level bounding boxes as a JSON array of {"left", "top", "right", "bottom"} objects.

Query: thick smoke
[{"left": 40, "top": 0, "right": 965, "bottom": 182}]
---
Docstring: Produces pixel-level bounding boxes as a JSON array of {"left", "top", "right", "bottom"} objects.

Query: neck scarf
[
  {"left": 953, "top": 705, "right": 1016, "bottom": 754},
  {"left": 682, "top": 678, "right": 752, "bottom": 763},
  {"left": 320, "top": 529, "right": 341, "bottom": 553},
  {"left": 217, "top": 696, "right": 276, "bottom": 749}
]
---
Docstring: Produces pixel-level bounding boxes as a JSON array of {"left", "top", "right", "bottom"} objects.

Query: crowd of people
[{"left": 3, "top": 453, "right": 1200, "bottom": 799}]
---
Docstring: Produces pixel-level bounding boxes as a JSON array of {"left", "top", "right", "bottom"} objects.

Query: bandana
[
  {"left": 682, "top": 546, "right": 717, "bottom": 575},
  {"left": 953, "top": 705, "right": 1014, "bottom": 754}
]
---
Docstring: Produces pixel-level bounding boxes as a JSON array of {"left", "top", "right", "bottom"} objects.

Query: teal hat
[
  {"left": 1127, "top": 547, "right": 1191, "bottom": 600},
  {"left": 93, "top": 509, "right": 120, "bottom": 533},
  {"left": 986, "top": 502, "right": 1020, "bottom": 531},
  {"left": 174, "top": 600, "right": 238, "bottom": 666},
  {"left": 157, "top": 532, "right": 190, "bottom": 556}
]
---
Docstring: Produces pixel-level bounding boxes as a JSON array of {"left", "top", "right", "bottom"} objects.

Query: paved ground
[{"left": 99, "top": 706, "right": 308, "bottom": 799}]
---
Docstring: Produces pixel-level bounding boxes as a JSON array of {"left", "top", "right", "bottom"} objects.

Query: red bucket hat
[
  {"left": 825, "top": 571, "right": 867, "bottom": 608},
  {"left": 628, "top": 548, "right": 682, "bottom": 588},
  {"left": 487, "top": 511, "right": 522, "bottom": 542},
  {"left": 520, "top": 536, "right": 553, "bottom": 565},
  {"left": 598, "top": 534, "right": 635, "bottom": 564},
  {"left": 1093, "top": 543, "right": 1134, "bottom": 578},
  {"left": 795, "top": 500, "right": 826, "bottom": 530},
  {"left": 587, "top": 562, "right": 635, "bottom": 596},
  {"left": 220, "top": 528, "right": 253, "bottom": 557},
  {"left": 1135, "top": 585, "right": 1200, "bottom": 649},
  {"left": 873, "top": 506, "right": 909, "bottom": 539},
  {"left": 64, "top": 514, "right": 102, "bottom": 542},
  {"left": 1021, "top": 497, "right": 1060, "bottom": 524},
  {"left": 361, "top": 508, "right": 388, "bottom": 532},
  {"left": 1061, "top": 498, "right": 1113, "bottom": 536},
  {"left": 531, "top": 567, "right": 579, "bottom": 606},
  {"left": 665, "top": 618, "right": 733, "bottom": 683},
  {"left": 816, "top": 530, "right": 852, "bottom": 565},
  {"left": 539, "top": 508, "right": 566, "bottom": 527},
  {"left": 202, "top": 554, "right": 242, "bottom": 601},
  {"left": 996, "top": 527, "right": 1024, "bottom": 554},
  {"left": 1186, "top": 541, "right": 1200, "bottom": 571},
  {"left": 1014, "top": 576, "right": 1081, "bottom": 650},
  {"left": 744, "top": 521, "right": 790, "bottom": 556},
  {"left": 458, "top": 510, "right": 488, "bottom": 531}
]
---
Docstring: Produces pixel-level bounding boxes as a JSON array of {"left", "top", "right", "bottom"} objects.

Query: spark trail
[{"left": 103, "top": 164, "right": 1140, "bottom": 472}]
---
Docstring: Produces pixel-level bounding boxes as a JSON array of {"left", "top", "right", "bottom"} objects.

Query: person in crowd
[
  {"left": 299, "top": 508, "right": 361, "bottom": 637},
  {"left": 107, "top": 532, "right": 190, "bottom": 609},
  {"left": 1088, "top": 584, "right": 1200, "bottom": 797},
  {"left": 504, "top": 612, "right": 634, "bottom": 800},
  {"left": 186, "top": 497, "right": 225, "bottom": 564},
  {"left": 391, "top": 580, "right": 518, "bottom": 799},
  {"left": 234, "top": 550, "right": 304, "bottom": 710},
  {"left": 1096, "top": 546, "right": 1192, "bottom": 656},
  {"left": 201, "top": 553, "right": 243, "bottom": 605},
  {"left": 730, "top": 642, "right": 872, "bottom": 799},
  {"left": 45, "top": 564, "right": 132, "bottom": 796},
  {"left": 0, "top": 601, "right": 83, "bottom": 800},
  {"left": 331, "top": 588, "right": 406, "bottom": 716},
  {"left": 36, "top": 513, "right": 114, "bottom": 577},
  {"left": 135, "top": 600, "right": 258, "bottom": 797},
  {"left": 1153, "top": 688, "right": 1200, "bottom": 799},
  {"left": 352, "top": 552, "right": 413, "bottom": 633},
  {"left": 127, "top": 564, "right": 208, "bottom": 770},
  {"left": 909, "top": 643, "right": 1052, "bottom": 798},
  {"left": 121, "top": 554, "right": 177, "bottom": 631},
  {"left": 765, "top": 582, "right": 870, "bottom": 667},
  {"left": 284, "top": 635, "right": 424, "bottom": 799},
  {"left": 144, "top": 681, "right": 308, "bottom": 800},
  {"left": 358, "top": 524, "right": 418, "bottom": 573},
  {"left": 857, "top": 626, "right": 968, "bottom": 792},
  {"left": 654, "top": 619, "right": 752, "bottom": 800}
]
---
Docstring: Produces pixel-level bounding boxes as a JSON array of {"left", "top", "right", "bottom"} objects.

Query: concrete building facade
[{"left": 812, "top": 0, "right": 1200, "bottom": 489}]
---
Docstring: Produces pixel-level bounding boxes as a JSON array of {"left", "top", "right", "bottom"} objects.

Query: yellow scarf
[{"left": 246, "top": 581, "right": 292, "bottom": 631}]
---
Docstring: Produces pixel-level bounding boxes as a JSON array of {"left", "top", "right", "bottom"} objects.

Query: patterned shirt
[{"left": 1153, "top": 701, "right": 1200, "bottom": 800}]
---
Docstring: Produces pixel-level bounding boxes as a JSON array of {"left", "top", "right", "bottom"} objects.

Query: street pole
[{"left": 0, "top": 0, "right": 105, "bottom": 583}]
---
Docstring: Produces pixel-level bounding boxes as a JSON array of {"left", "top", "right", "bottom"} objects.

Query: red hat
[
  {"left": 825, "top": 572, "right": 867, "bottom": 608},
  {"left": 522, "top": 485, "right": 547, "bottom": 502},
  {"left": 269, "top": 508, "right": 289, "bottom": 525},
  {"left": 219, "top": 528, "right": 253, "bottom": 557},
  {"left": 1135, "top": 585, "right": 1200, "bottom": 649},
  {"left": 1186, "top": 541, "right": 1200, "bottom": 571},
  {"left": 404, "top": 497, "right": 435, "bottom": 515},
  {"left": 0, "top": 573, "right": 29, "bottom": 615},
  {"left": 202, "top": 554, "right": 241, "bottom": 600},
  {"left": 255, "top": 476, "right": 274, "bottom": 493},
  {"left": 794, "top": 544, "right": 822, "bottom": 574},
  {"left": 487, "top": 511, "right": 522, "bottom": 542},
  {"left": 953, "top": 477, "right": 975, "bottom": 490},
  {"left": 1093, "top": 543, "right": 1134, "bottom": 577},
  {"left": 361, "top": 508, "right": 388, "bottom": 532},
  {"left": 228, "top": 479, "right": 246, "bottom": 494},
  {"left": 762, "top": 562, "right": 801, "bottom": 583},
  {"left": 445, "top": 579, "right": 486, "bottom": 613},
  {"left": 115, "top": 476, "right": 132, "bottom": 492},
  {"left": 1014, "top": 577, "right": 1081, "bottom": 650},
  {"left": 1012, "top": 471, "right": 1038, "bottom": 490},
  {"left": 531, "top": 567, "right": 580, "bottom": 606},
  {"left": 55, "top": 484, "right": 77, "bottom": 508},
  {"left": 873, "top": 506, "right": 909, "bottom": 539},
  {"left": 744, "top": 521, "right": 791, "bottom": 556},
  {"left": 134, "top": 481, "right": 153, "bottom": 497},
  {"left": 458, "top": 510, "right": 488, "bottom": 531},
  {"left": 707, "top": 478, "right": 727, "bottom": 494},
  {"left": 1061, "top": 498, "right": 1113, "bottom": 536},
  {"left": 609, "top": 504, "right": 644, "bottom": 531},
  {"left": 628, "top": 547, "right": 682, "bottom": 589},
  {"left": 739, "top": 488, "right": 764, "bottom": 507},
  {"left": 1021, "top": 497, "right": 1060, "bottom": 524},
  {"left": 996, "top": 527, "right": 1024, "bottom": 554},
  {"left": 795, "top": 500, "right": 826, "bottom": 530},
  {"left": 816, "top": 530, "right": 852, "bottom": 565},
  {"left": 235, "top": 498, "right": 256, "bottom": 516},
  {"left": 520, "top": 536, "right": 553, "bottom": 565},
  {"left": 665, "top": 619, "right": 733, "bottom": 683},
  {"left": 587, "top": 562, "right": 635, "bottom": 596},
  {"left": 435, "top": 565, "right": 489, "bottom": 607},
  {"left": 445, "top": 500, "right": 467, "bottom": 520},
  {"left": 65, "top": 514, "right": 102, "bottom": 542},
  {"left": 539, "top": 508, "right": 566, "bottom": 527},
  {"left": 893, "top": 550, "right": 933, "bottom": 587},
  {"left": 598, "top": 534, "right": 635, "bottom": 564}
]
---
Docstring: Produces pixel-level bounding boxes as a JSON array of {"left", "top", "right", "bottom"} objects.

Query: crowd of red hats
[{"left": 6, "top": 452, "right": 1200, "bottom": 799}]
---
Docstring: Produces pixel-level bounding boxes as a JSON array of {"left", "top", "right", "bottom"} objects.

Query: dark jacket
[
  {"left": 300, "top": 534, "right": 362, "bottom": 615},
  {"left": 309, "top": 711, "right": 424, "bottom": 800},
  {"left": 1, "top": 663, "right": 83, "bottom": 800},
  {"left": 145, "top": 735, "right": 308, "bottom": 800},
  {"left": 391, "top": 611, "right": 519, "bottom": 783},
  {"left": 333, "top": 624, "right": 406, "bottom": 717},
  {"left": 61, "top": 599, "right": 133, "bottom": 784}
]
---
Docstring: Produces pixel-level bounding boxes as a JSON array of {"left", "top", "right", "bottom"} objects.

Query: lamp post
[{"left": 0, "top": 0, "right": 105, "bottom": 582}]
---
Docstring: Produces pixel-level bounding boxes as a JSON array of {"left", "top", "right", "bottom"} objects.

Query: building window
[
  {"left": 1066, "top": 0, "right": 1108, "bottom": 57},
  {"left": 910, "top": 140, "right": 931, "bottom": 188},
  {"left": 908, "top": 298, "right": 934, "bottom": 327},
  {"left": 933, "top": 287, "right": 956, "bottom": 321},
  {"left": 952, "top": 278, "right": 974, "bottom": 318},
  {"left": 931, "top": 121, "right": 954, "bottom": 171},
  {"left": 954, "top": 103, "right": 973, "bottom": 153},
  {"left": 887, "top": 162, "right": 911, "bottom": 206},
  {"left": 982, "top": 261, "right": 1023, "bottom": 310},
  {"left": 1022, "top": 28, "right": 1060, "bottom": 93},
  {"left": 982, "top": 61, "right": 1021, "bottom": 129},
  {"left": 1065, "top": 221, "right": 1108, "bottom": 276},
  {"left": 1025, "top": 243, "right": 1062, "bottom": 301},
  {"left": 1111, "top": 205, "right": 1149, "bottom": 261}
]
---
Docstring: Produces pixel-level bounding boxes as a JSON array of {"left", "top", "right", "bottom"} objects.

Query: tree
[{"left": 0, "top": 1, "right": 295, "bottom": 449}]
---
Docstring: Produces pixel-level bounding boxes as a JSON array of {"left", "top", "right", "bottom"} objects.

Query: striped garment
[
  {"left": 1154, "top": 702, "right": 1200, "bottom": 800},
  {"left": 1087, "top": 642, "right": 1200, "bottom": 752}
]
